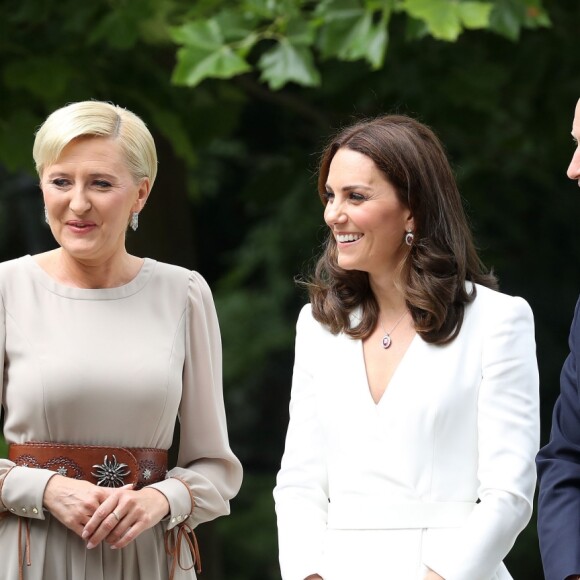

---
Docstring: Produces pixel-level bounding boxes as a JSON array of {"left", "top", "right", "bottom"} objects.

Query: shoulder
[
  {"left": 295, "top": 303, "right": 340, "bottom": 346},
  {"left": 0, "top": 255, "right": 32, "bottom": 294},
  {"left": 569, "top": 296, "right": 580, "bottom": 333},
  {"left": 150, "top": 260, "right": 211, "bottom": 292},
  {"left": 150, "top": 259, "right": 193, "bottom": 283},
  {"left": 468, "top": 283, "right": 534, "bottom": 324},
  {"left": 456, "top": 284, "right": 535, "bottom": 348},
  {"left": 296, "top": 303, "right": 313, "bottom": 325},
  {"left": 148, "top": 260, "right": 214, "bottom": 310},
  {"left": 463, "top": 284, "right": 537, "bottom": 362},
  {"left": 0, "top": 255, "right": 29, "bottom": 276},
  {"left": 296, "top": 304, "right": 322, "bottom": 332}
]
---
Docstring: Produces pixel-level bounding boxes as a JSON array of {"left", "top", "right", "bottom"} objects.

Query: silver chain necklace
[{"left": 379, "top": 311, "right": 408, "bottom": 349}]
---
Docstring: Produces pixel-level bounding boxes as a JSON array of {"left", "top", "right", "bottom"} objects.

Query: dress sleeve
[
  {"left": 149, "top": 271, "right": 243, "bottom": 530},
  {"left": 423, "top": 296, "right": 540, "bottom": 579},
  {"left": 274, "top": 305, "right": 329, "bottom": 580},
  {"left": 536, "top": 298, "right": 580, "bottom": 580}
]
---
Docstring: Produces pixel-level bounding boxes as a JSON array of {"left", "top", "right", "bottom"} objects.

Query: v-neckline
[{"left": 359, "top": 332, "right": 419, "bottom": 407}]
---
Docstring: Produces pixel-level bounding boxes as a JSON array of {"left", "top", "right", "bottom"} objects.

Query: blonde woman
[{"left": 0, "top": 101, "right": 242, "bottom": 579}]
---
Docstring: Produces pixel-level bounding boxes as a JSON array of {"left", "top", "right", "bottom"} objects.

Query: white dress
[
  {"left": 274, "top": 284, "right": 539, "bottom": 580},
  {"left": 0, "top": 255, "right": 243, "bottom": 579}
]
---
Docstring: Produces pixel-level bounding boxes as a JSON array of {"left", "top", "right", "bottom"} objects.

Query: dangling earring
[
  {"left": 130, "top": 212, "right": 139, "bottom": 231},
  {"left": 44, "top": 207, "right": 49, "bottom": 225},
  {"left": 404, "top": 230, "right": 414, "bottom": 246}
]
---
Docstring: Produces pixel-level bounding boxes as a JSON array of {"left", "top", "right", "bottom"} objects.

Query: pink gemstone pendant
[{"left": 382, "top": 334, "right": 392, "bottom": 349}]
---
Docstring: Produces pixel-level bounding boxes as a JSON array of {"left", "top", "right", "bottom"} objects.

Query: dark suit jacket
[{"left": 537, "top": 298, "right": 580, "bottom": 580}]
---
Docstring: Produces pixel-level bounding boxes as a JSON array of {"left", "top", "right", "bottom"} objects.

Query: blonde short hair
[{"left": 33, "top": 100, "right": 158, "bottom": 187}]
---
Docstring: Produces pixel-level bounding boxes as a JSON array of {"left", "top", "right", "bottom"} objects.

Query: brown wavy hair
[{"left": 308, "top": 114, "right": 497, "bottom": 345}]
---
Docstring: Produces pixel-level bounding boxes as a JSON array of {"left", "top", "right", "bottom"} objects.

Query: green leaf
[
  {"left": 314, "top": 0, "right": 365, "bottom": 21},
  {"left": 169, "top": 19, "right": 223, "bottom": 50},
  {"left": 242, "top": 0, "right": 299, "bottom": 19},
  {"left": 317, "top": 11, "right": 364, "bottom": 59},
  {"left": 521, "top": 1, "right": 551, "bottom": 27},
  {"left": 458, "top": 2, "right": 493, "bottom": 29},
  {"left": 404, "top": 15, "right": 430, "bottom": 40},
  {"left": 337, "top": 11, "right": 373, "bottom": 60},
  {"left": 402, "top": 0, "right": 461, "bottom": 41},
  {"left": 257, "top": 40, "right": 321, "bottom": 89},
  {"left": 172, "top": 45, "right": 251, "bottom": 87},
  {"left": 235, "top": 32, "right": 262, "bottom": 58},
  {"left": 286, "top": 17, "right": 316, "bottom": 46},
  {"left": 366, "top": 22, "right": 389, "bottom": 69},
  {"left": 215, "top": 9, "right": 258, "bottom": 42},
  {"left": 488, "top": 0, "right": 523, "bottom": 40},
  {"left": 319, "top": 10, "right": 388, "bottom": 68}
]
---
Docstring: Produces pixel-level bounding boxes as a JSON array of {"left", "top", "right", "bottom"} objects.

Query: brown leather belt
[{"left": 8, "top": 442, "right": 168, "bottom": 489}]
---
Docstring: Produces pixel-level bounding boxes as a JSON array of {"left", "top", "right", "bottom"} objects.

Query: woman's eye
[
  {"left": 349, "top": 192, "right": 366, "bottom": 202},
  {"left": 51, "top": 178, "right": 69, "bottom": 187},
  {"left": 323, "top": 191, "right": 334, "bottom": 202},
  {"left": 94, "top": 180, "right": 112, "bottom": 188}
]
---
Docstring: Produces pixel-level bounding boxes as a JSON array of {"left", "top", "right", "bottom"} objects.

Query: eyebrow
[
  {"left": 325, "top": 184, "right": 373, "bottom": 192},
  {"left": 46, "top": 171, "right": 117, "bottom": 180}
]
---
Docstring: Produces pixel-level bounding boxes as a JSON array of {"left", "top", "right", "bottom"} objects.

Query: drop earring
[
  {"left": 44, "top": 207, "right": 49, "bottom": 224},
  {"left": 130, "top": 212, "right": 139, "bottom": 231},
  {"left": 404, "top": 230, "right": 414, "bottom": 246}
]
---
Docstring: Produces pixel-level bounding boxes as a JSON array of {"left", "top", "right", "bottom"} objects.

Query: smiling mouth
[
  {"left": 67, "top": 222, "right": 94, "bottom": 228},
  {"left": 336, "top": 233, "right": 363, "bottom": 243}
]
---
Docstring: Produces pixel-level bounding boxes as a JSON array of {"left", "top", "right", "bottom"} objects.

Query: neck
[
  {"left": 369, "top": 272, "right": 407, "bottom": 317},
  {"left": 37, "top": 249, "right": 143, "bottom": 289}
]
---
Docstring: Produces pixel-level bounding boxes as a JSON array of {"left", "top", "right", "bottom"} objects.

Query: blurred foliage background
[{"left": 0, "top": 0, "right": 577, "bottom": 578}]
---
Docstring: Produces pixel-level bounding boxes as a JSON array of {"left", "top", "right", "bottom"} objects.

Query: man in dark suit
[{"left": 537, "top": 97, "right": 580, "bottom": 580}]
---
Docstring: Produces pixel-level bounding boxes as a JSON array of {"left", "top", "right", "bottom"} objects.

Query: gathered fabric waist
[
  {"left": 327, "top": 496, "right": 476, "bottom": 530},
  {"left": 8, "top": 442, "right": 168, "bottom": 489}
]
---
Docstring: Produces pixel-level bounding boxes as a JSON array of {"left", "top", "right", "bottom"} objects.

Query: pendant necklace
[{"left": 379, "top": 311, "right": 408, "bottom": 349}]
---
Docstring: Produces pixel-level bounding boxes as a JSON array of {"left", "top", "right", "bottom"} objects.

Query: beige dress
[{"left": 0, "top": 255, "right": 243, "bottom": 580}]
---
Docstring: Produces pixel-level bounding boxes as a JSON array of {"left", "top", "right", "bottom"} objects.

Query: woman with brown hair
[{"left": 274, "top": 115, "right": 539, "bottom": 579}]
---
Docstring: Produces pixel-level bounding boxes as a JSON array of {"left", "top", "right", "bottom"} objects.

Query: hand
[
  {"left": 82, "top": 486, "right": 170, "bottom": 550},
  {"left": 424, "top": 569, "right": 445, "bottom": 580},
  {"left": 43, "top": 475, "right": 112, "bottom": 539}
]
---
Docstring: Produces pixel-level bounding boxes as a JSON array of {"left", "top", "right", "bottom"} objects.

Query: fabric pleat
[{"left": 0, "top": 513, "right": 199, "bottom": 580}]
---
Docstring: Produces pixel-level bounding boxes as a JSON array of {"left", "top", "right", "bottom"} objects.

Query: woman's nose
[
  {"left": 567, "top": 147, "right": 580, "bottom": 181},
  {"left": 69, "top": 187, "right": 91, "bottom": 214},
  {"left": 324, "top": 201, "right": 347, "bottom": 226}
]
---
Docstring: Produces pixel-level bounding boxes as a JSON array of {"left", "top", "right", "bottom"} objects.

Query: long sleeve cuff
[
  {"left": 1, "top": 466, "right": 57, "bottom": 520},
  {"left": 149, "top": 477, "right": 194, "bottom": 530}
]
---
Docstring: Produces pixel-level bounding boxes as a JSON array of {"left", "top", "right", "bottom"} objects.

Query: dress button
[
  {"left": 32, "top": 507, "right": 39, "bottom": 514},
  {"left": 21, "top": 507, "right": 27, "bottom": 513},
  {"left": 177, "top": 515, "right": 182, "bottom": 522},
  {"left": 171, "top": 517, "right": 176, "bottom": 524},
  {"left": 9, "top": 508, "right": 15, "bottom": 513}
]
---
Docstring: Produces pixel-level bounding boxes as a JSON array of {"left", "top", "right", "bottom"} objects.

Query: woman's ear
[{"left": 132, "top": 178, "right": 151, "bottom": 213}]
